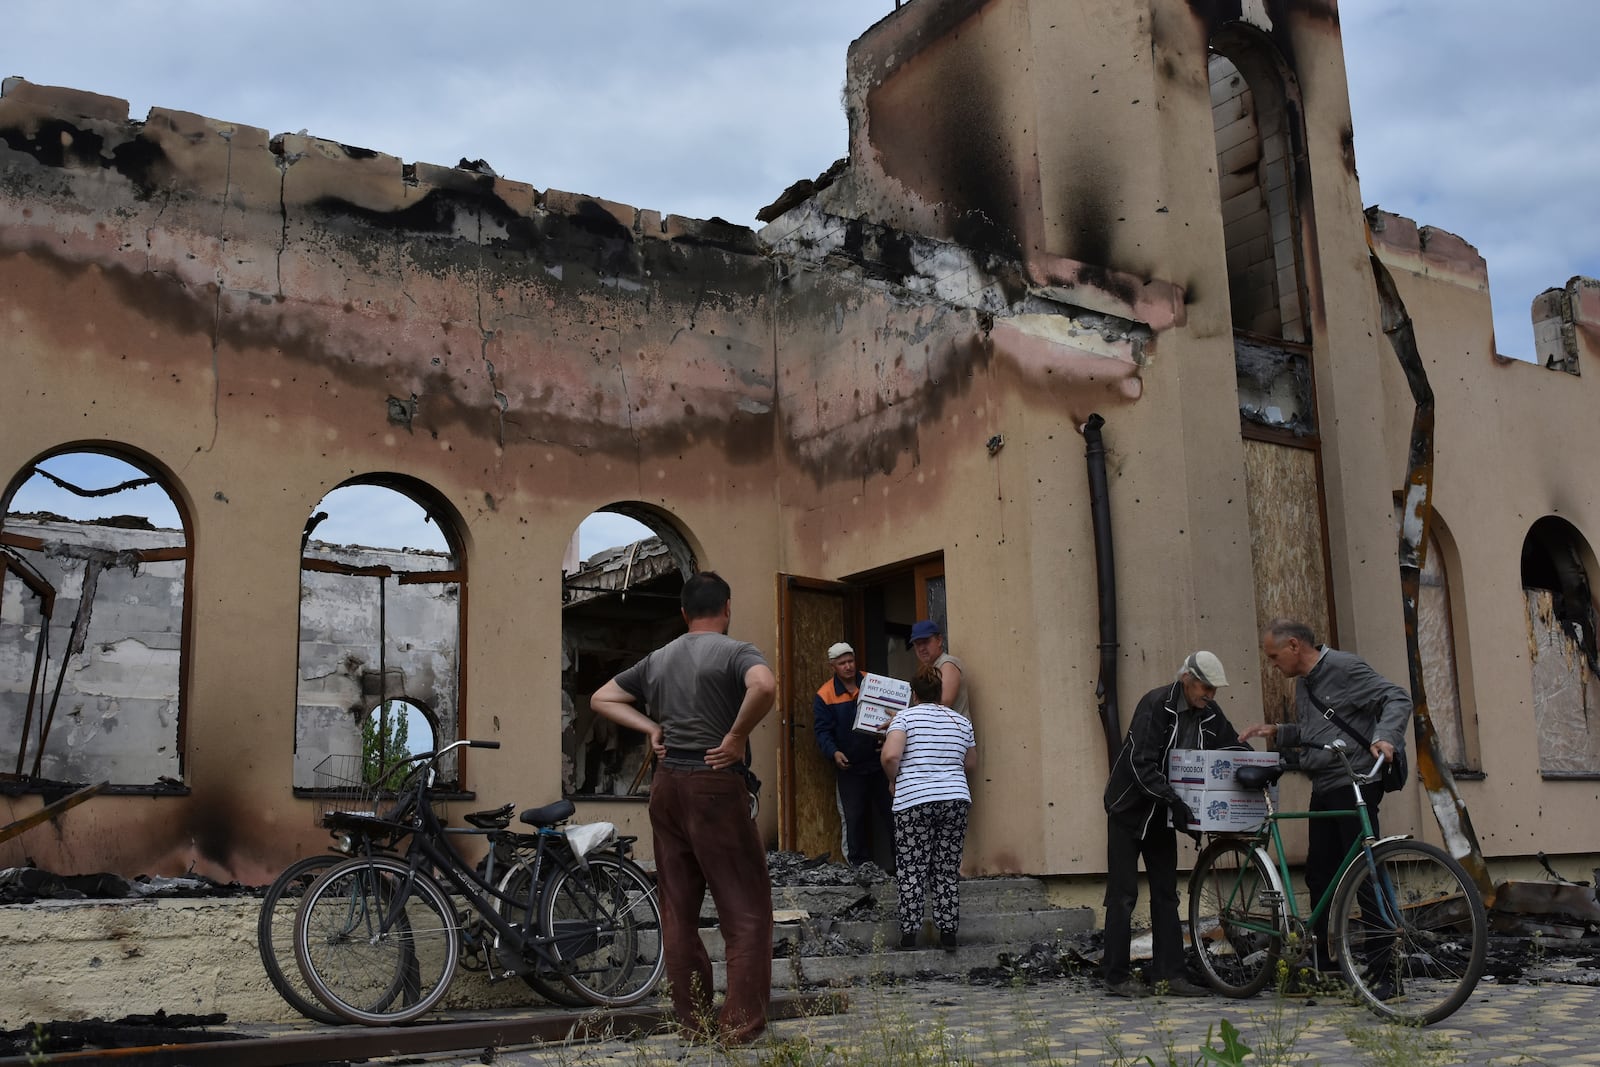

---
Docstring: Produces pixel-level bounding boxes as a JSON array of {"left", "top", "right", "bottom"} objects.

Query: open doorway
[{"left": 777, "top": 554, "right": 946, "bottom": 856}]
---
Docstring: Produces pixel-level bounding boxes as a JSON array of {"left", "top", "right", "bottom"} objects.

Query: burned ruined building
[{"left": 4, "top": 0, "right": 1599, "bottom": 889}]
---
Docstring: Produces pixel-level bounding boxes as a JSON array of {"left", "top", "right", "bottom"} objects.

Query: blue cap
[{"left": 910, "top": 619, "right": 941, "bottom": 641}]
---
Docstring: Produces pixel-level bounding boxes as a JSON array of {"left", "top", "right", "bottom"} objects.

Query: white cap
[
  {"left": 827, "top": 642, "right": 854, "bottom": 661},
  {"left": 1182, "top": 651, "right": 1229, "bottom": 688}
]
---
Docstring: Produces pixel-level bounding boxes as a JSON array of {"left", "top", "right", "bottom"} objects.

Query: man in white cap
[
  {"left": 1100, "top": 651, "right": 1244, "bottom": 998},
  {"left": 812, "top": 642, "right": 894, "bottom": 871}
]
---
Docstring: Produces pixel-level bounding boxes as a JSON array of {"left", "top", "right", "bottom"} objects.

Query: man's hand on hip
[
  {"left": 705, "top": 732, "right": 747, "bottom": 769},
  {"left": 834, "top": 751, "right": 850, "bottom": 769}
]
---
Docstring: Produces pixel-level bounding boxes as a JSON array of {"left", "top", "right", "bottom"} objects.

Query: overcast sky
[{"left": 6, "top": 1, "right": 1598, "bottom": 550}]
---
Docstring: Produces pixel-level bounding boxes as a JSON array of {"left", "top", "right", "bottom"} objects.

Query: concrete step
[{"left": 693, "top": 875, "right": 1096, "bottom": 992}]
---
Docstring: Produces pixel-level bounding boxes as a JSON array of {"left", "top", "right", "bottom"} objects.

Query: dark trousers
[
  {"left": 1307, "top": 783, "right": 1381, "bottom": 970},
  {"left": 649, "top": 765, "right": 773, "bottom": 1044},
  {"left": 1102, "top": 816, "right": 1183, "bottom": 986},
  {"left": 836, "top": 770, "right": 894, "bottom": 872}
]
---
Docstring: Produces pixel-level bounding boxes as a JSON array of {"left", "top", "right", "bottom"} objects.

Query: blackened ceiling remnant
[{"left": 757, "top": 157, "right": 849, "bottom": 223}]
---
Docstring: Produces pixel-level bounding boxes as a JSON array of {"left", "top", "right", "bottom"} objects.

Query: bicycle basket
[{"left": 311, "top": 753, "right": 380, "bottom": 828}]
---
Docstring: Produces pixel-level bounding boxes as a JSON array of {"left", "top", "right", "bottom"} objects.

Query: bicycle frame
[{"left": 1212, "top": 748, "right": 1407, "bottom": 947}]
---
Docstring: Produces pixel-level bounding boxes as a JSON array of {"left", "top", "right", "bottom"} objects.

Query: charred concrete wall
[
  {"left": 1369, "top": 208, "right": 1600, "bottom": 857},
  {"left": 0, "top": 75, "right": 781, "bottom": 883},
  {"left": 3, "top": 0, "right": 1599, "bottom": 885}
]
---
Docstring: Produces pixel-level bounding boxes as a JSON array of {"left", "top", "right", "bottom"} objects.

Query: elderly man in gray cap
[
  {"left": 812, "top": 642, "right": 894, "bottom": 871},
  {"left": 1101, "top": 651, "right": 1244, "bottom": 998}
]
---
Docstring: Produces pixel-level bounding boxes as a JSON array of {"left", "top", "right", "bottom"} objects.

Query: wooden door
[{"left": 777, "top": 575, "right": 857, "bottom": 857}]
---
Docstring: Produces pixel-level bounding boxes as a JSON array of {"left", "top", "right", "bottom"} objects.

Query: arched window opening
[
  {"left": 0, "top": 449, "right": 188, "bottom": 790},
  {"left": 560, "top": 506, "right": 694, "bottom": 799},
  {"left": 1210, "top": 32, "right": 1313, "bottom": 438},
  {"left": 1210, "top": 45, "right": 1307, "bottom": 346},
  {"left": 361, "top": 698, "right": 436, "bottom": 789},
  {"left": 1522, "top": 516, "right": 1600, "bottom": 776},
  {"left": 295, "top": 479, "right": 464, "bottom": 791}
]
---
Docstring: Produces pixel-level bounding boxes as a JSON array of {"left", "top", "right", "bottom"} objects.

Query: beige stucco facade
[{"left": 3, "top": 0, "right": 1597, "bottom": 888}]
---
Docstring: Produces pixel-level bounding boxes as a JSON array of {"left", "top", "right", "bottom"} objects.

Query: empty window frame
[
  {"left": 561, "top": 506, "right": 694, "bottom": 799},
  {"left": 294, "top": 480, "right": 464, "bottom": 791},
  {"left": 0, "top": 450, "right": 188, "bottom": 789}
]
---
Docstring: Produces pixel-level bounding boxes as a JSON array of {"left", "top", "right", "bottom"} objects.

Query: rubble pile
[{"left": 0, "top": 867, "right": 244, "bottom": 904}]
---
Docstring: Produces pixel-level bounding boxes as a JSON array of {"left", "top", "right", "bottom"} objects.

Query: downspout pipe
[{"left": 1084, "top": 414, "right": 1122, "bottom": 769}]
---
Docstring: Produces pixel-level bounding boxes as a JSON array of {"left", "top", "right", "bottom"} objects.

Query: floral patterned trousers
[{"left": 892, "top": 799, "right": 971, "bottom": 936}]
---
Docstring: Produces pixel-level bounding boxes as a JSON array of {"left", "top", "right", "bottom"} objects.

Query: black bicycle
[
  {"left": 290, "top": 740, "right": 664, "bottom": 1025},
  {"left": 257, "top": 795, "right": 582, "bottom": 1021}
]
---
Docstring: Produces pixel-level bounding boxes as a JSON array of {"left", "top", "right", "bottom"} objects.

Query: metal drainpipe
[{"left": 1084, "top": 414, "right": 1122, "bottom": 770}]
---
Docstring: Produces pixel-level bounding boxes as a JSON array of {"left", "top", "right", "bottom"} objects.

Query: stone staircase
[{"left": 705, "top": 877, "right": 1095, "bottom": 991}]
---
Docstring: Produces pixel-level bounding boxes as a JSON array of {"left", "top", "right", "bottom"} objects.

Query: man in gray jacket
[{"left": 1239, "top": 618, "right": 1412, "bottom": 979}]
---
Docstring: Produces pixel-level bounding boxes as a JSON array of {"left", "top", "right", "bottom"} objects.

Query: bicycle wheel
[
  {"left": 1189, "top": 838, "right": 1282, "bottom": 997},
  {"left": 495, "top": 859, "right": 589, "bottom": 1008},
  {"left": 257, "top": 854, "right": 345, "bottom": 1025},
  {"left": 294, "top": 856, "right": 460, "bottom": 1025},
  {"left": 1330, "top": 839, "right": 1487, "bottom": 1025},
  {"left": 538, "top": 853, "right": 664, "bottom": 1007}
]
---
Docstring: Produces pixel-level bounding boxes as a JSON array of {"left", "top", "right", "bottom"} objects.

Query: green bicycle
[{"left": 1187, "top": 742, "right": 1487, "bottom": 1024}]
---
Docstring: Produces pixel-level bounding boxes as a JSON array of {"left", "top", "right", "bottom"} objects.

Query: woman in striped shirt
[{"left": 881, "top": 665, "right": 978, "bottom": 950}]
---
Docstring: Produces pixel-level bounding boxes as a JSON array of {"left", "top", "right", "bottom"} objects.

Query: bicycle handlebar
[{"left": 1322, "top": 740, "right": 1387, "bottom": 784}]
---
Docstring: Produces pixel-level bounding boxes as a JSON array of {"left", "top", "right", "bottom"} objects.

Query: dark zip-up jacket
[
  {"left": 1276, "top": 646, "right": 1412, "bottom": 794},
  {"left": 813, "top": 675, "right": 885, "bottom": 776},
  {"left": 1103, "top": 681, "right": 1244, "bottom": 837}
]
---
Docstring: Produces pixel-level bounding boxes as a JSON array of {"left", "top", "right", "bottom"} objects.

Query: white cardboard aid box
[
  {"left": 1167, "top": 748, "right": 1281, "bottom": 789},
  {"left": 1168, "top": 748, "right": 1280, "bottom": 832},
  {"left": 1172, "top": 785, "right": 1272, "bottom": 833},
  {"left": 853, "top": 673, "right": 911, "bottom": 736}
]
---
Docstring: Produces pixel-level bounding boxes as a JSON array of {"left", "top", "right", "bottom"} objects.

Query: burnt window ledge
[
  {"left": 564, "top": 793, "right": 650, "bottom": 804},
  {"left": 293, "top": 787, "right": 477, "bottom": 804},
  {"left": 0, "top": 780, "right": 191, "bottom": 799},
  {"left": 1537, "top": 772, "right": 1600, "bottom": 782}
]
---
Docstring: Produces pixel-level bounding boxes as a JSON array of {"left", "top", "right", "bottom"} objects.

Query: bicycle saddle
[
  {"left": 1235, "top": 764, "right": 1284, "bottom": 789},
  {"left": 520, "top": 799, "right": 577, "bottom": 827},
  {"left": 463, "top": 802, "right": 515, "bottom": 829}
]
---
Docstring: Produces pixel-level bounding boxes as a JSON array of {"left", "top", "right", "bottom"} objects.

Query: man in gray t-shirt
[{"left": 591, "top": 571, "right": 776, "bottom": 1046}]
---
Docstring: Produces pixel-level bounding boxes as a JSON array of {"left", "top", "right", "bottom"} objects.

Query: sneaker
[
  {"left": 939, "top": 931, "right": 958, "bottom": 952},
  {"left": 1155, "top": 976, "right": 1211, "bottom": 997},
  {"left": 1105, "top": 979, "right": 1150, "bottom": 999},
  {"left": 898, "top": 932, "right": 918, "bottom": 950}
]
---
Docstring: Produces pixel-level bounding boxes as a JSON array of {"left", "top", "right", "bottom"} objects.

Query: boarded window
[
  {"left": 1, "top": 452, "right": 187, "bottom": 787},
  {"left": 1399, "top": 509, "right": 1472, "bottom": 771},
  {"left": 1523, "top": 517, "right": 1600, "bottom": 776}
]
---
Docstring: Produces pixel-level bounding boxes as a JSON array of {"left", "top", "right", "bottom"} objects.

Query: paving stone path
[{"left": 387, "top": 975, "right": 1600, "bottom": 1066}]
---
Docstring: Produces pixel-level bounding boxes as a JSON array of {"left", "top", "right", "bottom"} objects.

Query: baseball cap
[
  {"left": 1183, "top": 651, "right": 1229, "bottom": 688},
  {"left": 827, "top": 642, "right": 854, "bottom": 660},
  {"left": 909, "top": 619, "right": 941, "bottom": 642}
]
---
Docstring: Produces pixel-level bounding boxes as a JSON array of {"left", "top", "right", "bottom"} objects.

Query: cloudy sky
[{"left": 6, "top": 1, "right": 1598, "bottom": 549}]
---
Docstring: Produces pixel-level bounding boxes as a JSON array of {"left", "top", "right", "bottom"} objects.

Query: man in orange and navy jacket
[{"left": 813, "top": 642, "right": 894, "bottom": 872}]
